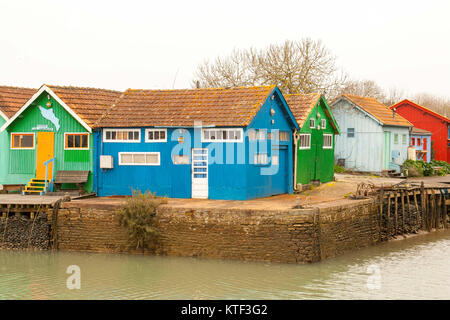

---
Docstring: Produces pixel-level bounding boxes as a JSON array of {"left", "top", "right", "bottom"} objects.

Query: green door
[
  {"left": 383, "top": 131, "right": 391, "bottom": 170},
  {"left": 314, "top": 133, "right": 321, "bottom": 180}
]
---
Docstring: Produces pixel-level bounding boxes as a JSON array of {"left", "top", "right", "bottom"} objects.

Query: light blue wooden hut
[{"left": 330, "top": 94, "right": 412, "bottom": 173}]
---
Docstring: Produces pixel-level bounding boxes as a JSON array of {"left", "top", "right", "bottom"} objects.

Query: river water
[{"left": 0, "top": 230, "right": 449, "bottom": 300}]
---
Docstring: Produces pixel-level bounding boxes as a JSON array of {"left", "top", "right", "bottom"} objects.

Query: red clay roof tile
[
  {"left": 94, "top": 86, "right": 276, "bottom": 128},
  {"left": 0, "top": 86, "right": 36, "bottom": 118},
  {"left": 339, "top": 94, "right": 412, "bottom": 127}
]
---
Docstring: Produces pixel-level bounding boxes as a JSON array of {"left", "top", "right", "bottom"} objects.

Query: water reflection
[{"left": 0, "top": 230, "right": 449, "bottom": 299}]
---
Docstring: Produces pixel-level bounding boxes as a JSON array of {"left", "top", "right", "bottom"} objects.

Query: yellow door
[{"left": 36, "top": 132, "right": 54, "bottom": 180}]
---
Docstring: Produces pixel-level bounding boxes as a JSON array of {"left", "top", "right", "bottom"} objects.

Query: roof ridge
[
  {"left": 93, "top": 90, "right": 129, "bottom": 128},
  {"left": 0, "top": 85, "right": 36, "bottom": 90},
  {"left": 124, "top": 85, "right": 276, "bottom": 92},
  {"left": 45, "top": 84, "right": 122, "bottom": 93},
  {"left": 391, "top": 99, "right": 450, "bottom": 122}
]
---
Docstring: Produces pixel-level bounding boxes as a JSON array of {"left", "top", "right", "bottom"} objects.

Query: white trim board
[
  {"left": 0, "top": 85, "right": 92, "bottom": 133},
  {"left": 0, "top": 110, "right": 9, "bottom": 122}
]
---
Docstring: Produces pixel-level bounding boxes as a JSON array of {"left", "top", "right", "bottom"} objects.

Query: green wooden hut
[
  {"left": 0, "top": 86, "right": 37, "bottom": 192},
  {"left": 285, "top": 93, "right": 340, "bottom": 187},
  {"left": 0, "top": 84, "right": 122, "bottom": 193}
]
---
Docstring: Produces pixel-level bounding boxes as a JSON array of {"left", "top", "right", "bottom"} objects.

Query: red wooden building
[{"left": 390, "top": 99, "right": 450, "bottom": 162}]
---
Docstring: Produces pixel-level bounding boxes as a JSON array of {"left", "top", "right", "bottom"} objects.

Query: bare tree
[
  {"left": 192, "top": 39, "right": 346, "bottom": 95},
  {"left": 336, "top": 79, "right": 386, "bottom": 101},
  {"left": 412, "top": 93, "right": 450, "bottom": 117}
]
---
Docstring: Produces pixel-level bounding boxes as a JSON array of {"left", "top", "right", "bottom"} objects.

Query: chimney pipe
[{"left": 392, "top": 108, "right": 396, "bottom": 119}]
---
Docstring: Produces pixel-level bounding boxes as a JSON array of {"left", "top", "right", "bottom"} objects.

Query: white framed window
[
  {"left": 321, "top": 119, "right": 326, "bottom": 129},
  {"left": 172, "top": 154, "right": 189, "bottom": 165},
  {"left": 323, "top": 134, "right": 333, "bottom": 149},
  {"left": 248, "top": 129, "right": 268, "bottom": 141},
  {"left": 103, "top": 129, "right": 140, "bottom": 143},
  {"left": 347, "top": 128, "right": 355, "bottom": 138},
  {"left": 310, "top": 118, "right": 316, "bottom": 129},
  {"left": 278, "top": 131, "right": 290, "bottom": 141},
  {"left": 254, "top": 153, "right": 268, "bottom": 165},
  {"left": 64, "top": 133, "right": 89, "bottom": 150},
  {"left": 299, "top": 134, "right": 311, "bottom": 149},
  {"left": 118, "top": 152, "right": 160, "bottom": 166},
  {"left": 145, "top": 129, "right": 167, "bottom": 142},
  {"left": 271, "top": 155, "right": 279, "bottom": 165},
  {"left": 202, "top": 128, "right": 243, "bottom": 142},
  {"left": 11, "top": 133, "right": 35, "bottom": 149}
]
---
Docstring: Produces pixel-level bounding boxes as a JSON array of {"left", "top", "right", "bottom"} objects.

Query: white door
[{"left": 191, "top": 148, "right": 208, "bottom": 199}]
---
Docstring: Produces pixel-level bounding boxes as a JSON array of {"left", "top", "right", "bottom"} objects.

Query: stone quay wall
[{"left": 53, "top": 198, "right": 382, "bottom": 264}]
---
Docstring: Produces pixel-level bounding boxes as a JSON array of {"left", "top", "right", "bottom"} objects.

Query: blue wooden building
[
  {"left": 410, "top": 127, "right": 432, "bottom": 162},
  {"left": 330, "top": 94, "right": 412, "bottom": 173},
  {"left": 92, "top": 86, "right": 299, "bottom": 200}
]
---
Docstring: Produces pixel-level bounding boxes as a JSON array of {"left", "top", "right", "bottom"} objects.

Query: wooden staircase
[
  {"left": 23, "top": 178, "right": 49, "bottom": 195},
  {"left": 382, "top": 169, "right": 406, "bottom": 179}
]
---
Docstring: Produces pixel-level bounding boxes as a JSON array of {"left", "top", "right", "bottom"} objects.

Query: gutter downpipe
[{"left": 293, "top": 129, "right": 299, "bottom": 191}]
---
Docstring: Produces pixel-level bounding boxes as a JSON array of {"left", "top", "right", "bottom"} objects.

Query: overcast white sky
[{"left": 1, "top": 0, "right": 449, "bottom": 98}]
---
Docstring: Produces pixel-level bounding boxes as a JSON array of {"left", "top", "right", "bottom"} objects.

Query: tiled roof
[
  {"left": 411, "top": 127, "right": 432, "bottom": 135},
  {"left": 0, "top": 86, "right": 36, "bottom": 118},
  {"left": 390, "top": 99, "right": 450, "bottom": 124},
  {"left": 47, "top": 85, "right": 123, "bottom": 127},
  {"left": 284, "top": 93, "right": 321, "bottom": 127},
  {"left": 94, "top": 86, "right": 276, "bottom": 128},
  {"left": 339, "top": 94, "right": 412, "bottom": 127}
]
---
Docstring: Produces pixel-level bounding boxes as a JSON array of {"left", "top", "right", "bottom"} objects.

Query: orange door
[{"left": 36, "top": 132, "right": 54, "bottom": 180}]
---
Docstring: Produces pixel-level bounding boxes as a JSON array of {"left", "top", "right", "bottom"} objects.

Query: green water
[{"left": 0, "top": 230, "right": 449, "bottom": 300}]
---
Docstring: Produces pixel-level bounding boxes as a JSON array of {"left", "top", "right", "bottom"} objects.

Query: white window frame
[
  {"left": 347, "top": 128, "right": 355, "bottom": 138},
  {"left": 118, "top": 152, "right": 160, "bottom": 166},
  {"left": 64, "top": 132, "right": 89, "bottom": 150},
  {"left": 10, "top": 132, "right": 35, "bottom": 150},
  {"left": 254, "top": 153, "right": 268, "bottom": 165},
  {"left": 321, "top": 119, "right": 326, "bottom": 129},
  {"left": 145, "top": 128, "right": 167, "bottom": 143},
  {"left": 172, "top": 154, "right": 189, "bottom": 165},
  {"left": 323, "top": 134, "right": 333, "bottom": 149},
  {"left": 103, "top": 129, "right": 141, "bottom": 143},
  {"left": 310, "top": 118, "right": 316, "bottom": 129},
  {"left": 201, "top": 128, "right": 243, "bottom": 143},
  {"left": 298, "top": 133, "right": 311, "bottom": 150}
]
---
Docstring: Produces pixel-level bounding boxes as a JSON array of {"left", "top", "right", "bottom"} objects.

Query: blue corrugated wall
[{"left": 93, "top": 89, "right": 295, "bottom": 200}]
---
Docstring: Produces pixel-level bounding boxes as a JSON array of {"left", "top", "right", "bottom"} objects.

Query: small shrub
[
  {"left": 116, "top": 190, "right": 168, "bottom": 251},
  {"left": 406, "top": 165, "right": 421, "bottom": 177},
  {"left": 334, "top": 165, "right": 345, "bottom": 173},
  {"left": 430, "top": 160, "right": 450, "bottom": 174}
]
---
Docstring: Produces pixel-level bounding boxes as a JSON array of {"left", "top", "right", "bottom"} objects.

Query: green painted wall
[
  {"left": 1, "top": 91, "right": 93, "bottom": 192},
  {"left": 0, "top": 117, "right": 8, "bottom": 185},
  {"left": 296, "top": 97, "right": 337, "bottom": 185}
]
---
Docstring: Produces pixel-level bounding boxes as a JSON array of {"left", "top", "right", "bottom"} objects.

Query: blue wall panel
[{"left": 94, "top": 88, "right": 296, "bottom": 200}]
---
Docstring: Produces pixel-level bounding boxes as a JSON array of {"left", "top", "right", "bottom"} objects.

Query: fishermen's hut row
[{"left": 0, "top": 84, "right": 448, "bottom": 199}]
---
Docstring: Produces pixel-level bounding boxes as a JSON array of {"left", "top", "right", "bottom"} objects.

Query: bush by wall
[{"left": 116, "top": 190, "right": 167, "bottom": 251}]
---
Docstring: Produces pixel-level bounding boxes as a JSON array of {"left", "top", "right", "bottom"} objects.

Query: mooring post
[
  {"left": 420, "top": 182, "right": 426, "bottom": 230},
  {"left": 401, "top": 190, "right": 406, "bottom": 233},
  {"left": 394, "top": 192, "right": 398, "bottom": 235},
  {"left": 413, "top": 189, "right": 419, "bottom": 228},
  {"left": 379, "top": 186, "right": 384, "bottom": 238},
  {"left": 387, "top": 192, "right": 391, "bottom": 237},
  {"left": 430, "top": 189, "right": 436, "bottom": 230}
]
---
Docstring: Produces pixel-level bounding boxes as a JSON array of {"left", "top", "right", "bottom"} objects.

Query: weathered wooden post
[
  {"left": 394, "top": 192, "right": 398, "bottom": 235},
  {"left": 430, "top": 189, "right": 436, "bottom": 230},
  {"left": 413, "top": 189, "right": 419, "bottom": 228},
  {"left": 406, "top": 189, "right": 411, "bottom": 232},
  {"left": 401, "top": 190, "right": 406, "bottom": 233},
  {"left": 379, "top": 186, "right": 384, "bottom": 238},
  {"left": 420, "top": 182, "right": 426, "bottom": 230},
  {"left": 387, "top": 193, "right": 391, "bottom": 237}
]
